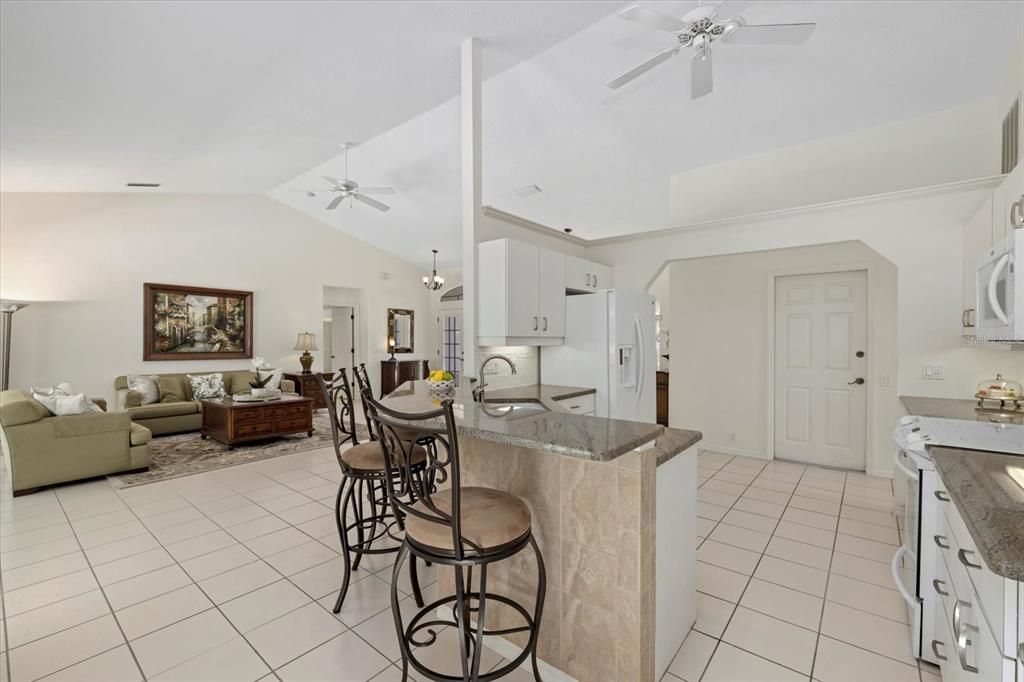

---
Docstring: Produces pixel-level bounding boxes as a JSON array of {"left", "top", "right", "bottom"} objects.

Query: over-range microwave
[{"left": 976, "top": 227, "right": 1022, "bottom": 341}]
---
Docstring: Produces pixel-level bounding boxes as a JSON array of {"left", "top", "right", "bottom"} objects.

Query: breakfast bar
[{"left": 380, "top": 380, "right": 702, "bottom": 681}]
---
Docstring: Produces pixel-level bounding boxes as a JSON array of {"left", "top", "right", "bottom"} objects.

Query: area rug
[{"left": 109, "top": 412, "right": 368, "bottom": 489}]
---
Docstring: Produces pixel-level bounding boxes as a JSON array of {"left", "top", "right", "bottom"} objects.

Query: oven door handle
[
  {"left": 890, "top": 544, "right": 920, "bottom": 608},
  {"left": 893, "top": 450, "right": 919, "bottom": 482}
]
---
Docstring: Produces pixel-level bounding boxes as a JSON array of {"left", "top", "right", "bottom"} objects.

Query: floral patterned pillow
[{"left": 187, "top": 373, "right": 226, "bottom": 400}]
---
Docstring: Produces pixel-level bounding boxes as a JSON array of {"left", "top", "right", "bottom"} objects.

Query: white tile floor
[
  {"left": 0, "top": 440, "right": 938, "bottom": 682},
  {"left": 665, "top": 450, "right": 942, "bottom": 682}
]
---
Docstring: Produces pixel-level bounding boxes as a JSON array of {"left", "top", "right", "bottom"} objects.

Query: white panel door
[{"left": 774, "top": 271, "right": 868, "bottom": 469}]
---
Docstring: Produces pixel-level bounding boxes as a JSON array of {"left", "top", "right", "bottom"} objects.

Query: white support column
[{"left": 461, "top": 37, "right": 481, "bottom": 384}]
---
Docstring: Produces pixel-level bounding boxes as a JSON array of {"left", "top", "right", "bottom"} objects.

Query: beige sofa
[
  {"left": 0, "top": 389, "right": 151, "bottom": 495},
  {"left": 114, "top": 371, "right": 296, "bottom": 436}
]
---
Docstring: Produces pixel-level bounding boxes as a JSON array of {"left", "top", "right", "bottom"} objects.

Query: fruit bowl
[{"left": 426, "top": 370, "right": 456, "bottom": 396}]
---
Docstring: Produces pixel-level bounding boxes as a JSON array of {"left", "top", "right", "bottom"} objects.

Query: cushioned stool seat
[
  {"left": 405, "top": 486, "right": 532, "bottom": 553},
  {"left": 341, "top": 441, "right": 427, "bottom": 473}
]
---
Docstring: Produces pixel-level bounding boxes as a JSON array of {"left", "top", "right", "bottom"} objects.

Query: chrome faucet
[{"left": 472, "top": 354, "right": 517, "bottom": 403}]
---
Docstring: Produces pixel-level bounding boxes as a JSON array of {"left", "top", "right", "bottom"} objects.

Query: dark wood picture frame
[{"left": 143, "top": 283, "right": 253, "bottom": 361}]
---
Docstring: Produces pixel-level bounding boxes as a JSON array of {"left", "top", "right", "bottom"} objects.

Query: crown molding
[
  {"left": 481, "top": 205, "right": 587, "bottom": 246},
  {"left": 585, "top": 175, "right": 1005, "bottom": 247}
]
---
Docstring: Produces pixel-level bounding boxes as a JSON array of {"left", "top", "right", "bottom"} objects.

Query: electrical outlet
[
  {"left": 922, "top": 364, "right": 945, "bottom": 380},
  {"left": 728, "top": 433, "right": 736, "bottom": 443},
  {"left": 879, "top": 375, "right": 891, "bottom": 387}
]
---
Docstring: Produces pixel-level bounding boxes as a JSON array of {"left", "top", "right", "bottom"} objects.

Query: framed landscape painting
[{"left": 143, "top": 283, "right": 253, "bottom": 360}]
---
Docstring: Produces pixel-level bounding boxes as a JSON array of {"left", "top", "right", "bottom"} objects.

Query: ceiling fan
[
  {"left": 292, "top": 142, "right": 395, "bottom": 212},
  {"left": 606, "top": 1, "right": 815, "bottom": 98}
]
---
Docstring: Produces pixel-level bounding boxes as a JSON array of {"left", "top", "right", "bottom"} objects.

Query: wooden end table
[
  {"left": 200, "top": 395, "right": 314, "bottom": 447},
  {"left": 283, "top": 371, "right": 332, "bottom": 410}
]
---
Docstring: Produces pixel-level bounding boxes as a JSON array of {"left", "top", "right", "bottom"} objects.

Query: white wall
[
  {"left": 669, "top": 100, "right": 1000, "bottom": 226},
  {"left": 0, "top": 193, "right": 434, "bottom": 403},
  {"left": 669, "top": 242, "right": 898, "bottom": 476},
  {"left": 588, "top": 182, "right": 1024, "bottom": 475}
]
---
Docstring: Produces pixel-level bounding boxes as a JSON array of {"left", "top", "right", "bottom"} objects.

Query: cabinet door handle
[
  {"left": 585, "top": 273, "right": 591, "bottom": 286},
  {"left": 592, "top": 274, "right": 598, "bottom": 287},
  {"left": 935, "top": 490, "right": 950, "bottom": 502},
  {"left": 933, "top": 578, "right": 948, "bottom": 596},
  {"left": 957, "top": 548, "right": 982, "bottom": 570},
  {"left": 962, "top": 308, "right": 975, "bottom": 328},
  {"left": 542, "top": 316, "right": 548, "bottom": 331},
  {"left": 954, "top": 600, "right": 980, "bottom": 675},
  {"left": 934, "top": 534, "right": 949, "bottom": 549},
  {"left": 532, "top": 316, "right": 538, "bottom": 331},
  {"left": 931, "top": 639, "right": 948, "bottom": 662},
  {"left": 1010, "top": 198, "right": 1023, "bottom": 228}
]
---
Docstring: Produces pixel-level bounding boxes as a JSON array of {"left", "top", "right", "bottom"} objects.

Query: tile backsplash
[{"left": 476, "top": 346, "right": 538, "bottom": 388}]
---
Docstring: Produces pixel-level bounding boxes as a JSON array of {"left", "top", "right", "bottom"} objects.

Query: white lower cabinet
[
  {"left": 932, "top": 479, "right": 1020, "bottom": 682},
  {"left": 554, "top": 393, "right": 596, "bottom": 416}
]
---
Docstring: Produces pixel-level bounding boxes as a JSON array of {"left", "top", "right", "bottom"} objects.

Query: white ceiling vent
[{"left": 513, "top": 184, "right": 542, "bottom": 198}]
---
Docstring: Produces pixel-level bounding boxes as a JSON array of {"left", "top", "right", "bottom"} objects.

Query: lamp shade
[{"left": 292, "top": 332, "right": 318, "bottom": 352}]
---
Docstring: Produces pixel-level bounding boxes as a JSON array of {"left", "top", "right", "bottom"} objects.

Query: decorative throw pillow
[
  {"left": 258, "top": 368, "right": 283, "bottom": 391},
  {"left": 157, "top": 376, "right": 184, "bottom": 403},
  {"left": 30, "top": 382, "right": 74, "bottom": 397},
  {"left": 127, "top": 374, "right": 160, "bottom": 405},
  {"left": 31, "top": 388, "right": 102, "bottom": 415},
  {"left": 187, "top": 373, "right": 226, "bottom": 400}
]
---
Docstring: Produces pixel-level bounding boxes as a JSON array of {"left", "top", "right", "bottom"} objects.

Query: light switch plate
[{"left": 922, "top": 364, "right": 945, "bottom": 380}]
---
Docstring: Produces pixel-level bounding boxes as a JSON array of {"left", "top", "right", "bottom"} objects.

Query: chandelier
[{"left": 422, "top": 249, "right": 444, "bottom": 291}]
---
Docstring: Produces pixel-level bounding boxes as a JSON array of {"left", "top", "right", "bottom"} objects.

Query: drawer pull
[
  {"left": 569, "top": 405, "right": 580, "bottom": 410},
  {"left": 934, "top": 490, "right": 950, "bottom": 502},
  {"left": 932, "top": 579, "right": 948, "bottom": 597},
  {"left": 930, "top": 639, "right": 948, "bottom": 662},
  {"left": 934, "top": 534, "right": 949, "bottom": 549},
  {"left": 956, "top": 548, "right": 982, "bottom": 570}
]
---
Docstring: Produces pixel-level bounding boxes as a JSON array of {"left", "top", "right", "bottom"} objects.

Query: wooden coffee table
[{"left": 200, "top": 395, "right": 314, "bottom": 447}]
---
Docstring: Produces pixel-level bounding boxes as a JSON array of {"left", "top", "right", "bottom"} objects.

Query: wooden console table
[
  {"left": 379, "top": 359, "right": 429, "bottom": 397},
  {"left": 283, "top": 371, "right": 333, "bottom": 410},
  {"left": 200, "top": 395, "right": 314, "bottom": 447}
]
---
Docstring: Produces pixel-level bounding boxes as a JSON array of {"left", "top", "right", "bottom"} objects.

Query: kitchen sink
[{"left": 480, "top": 401, "right": 549, "bottom": 420}]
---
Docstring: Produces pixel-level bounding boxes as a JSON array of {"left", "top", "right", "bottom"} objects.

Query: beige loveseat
[
  {"left": 0, "top": 389, "right": 151, "bottom": 495},
  {"left": 114, "top": 371, "right": 296, "bottom": 436}
]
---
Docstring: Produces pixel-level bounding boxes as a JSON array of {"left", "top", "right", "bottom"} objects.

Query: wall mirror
[{"left": 387, "top": 308, "right": 414, "bottom": 353}]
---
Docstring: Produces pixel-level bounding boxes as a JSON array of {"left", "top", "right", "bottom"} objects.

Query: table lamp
[{"left": 293, "top": 332, "right": 318, "bottom": 374}]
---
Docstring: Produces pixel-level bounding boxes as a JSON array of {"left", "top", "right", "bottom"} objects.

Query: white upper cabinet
[
  {"left": 477, "top": 239, "right": 566, "bottom": 345},
  {"left": 565, "top": 255, "right": 614, "bottom": 293},
  {"left": 993, "top": 161, "right": 1023, "bottom": 245},
  {"left": 963, "top": 196, "right": 993, "bottom": 331}
]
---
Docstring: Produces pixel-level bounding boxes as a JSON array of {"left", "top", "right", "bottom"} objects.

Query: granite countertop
[
  {"left": 379, "top": 380, "right": 701, "bottom": 466},
  {"left": 929, "top": 446, "right": 1024, "bottom": 581},
  {"left": 901, "top": 395, "right": 1024, "bottom": 424}
]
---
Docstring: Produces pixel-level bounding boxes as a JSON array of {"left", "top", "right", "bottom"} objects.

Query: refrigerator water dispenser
[{"left": 618, "top": 345, "right": 636, "bottom": 388}]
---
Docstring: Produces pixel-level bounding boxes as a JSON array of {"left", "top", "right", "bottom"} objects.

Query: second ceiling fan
[{"left": 607, "top": 1, "right": 816, "bottom": 98}]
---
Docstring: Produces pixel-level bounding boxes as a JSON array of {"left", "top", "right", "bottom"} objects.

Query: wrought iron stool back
[
  {"left": 362, "top": 390, "right": 546, "bottom": 682},
  {"left": 316, "top": 368, "right": 358, "bottom": 456}
]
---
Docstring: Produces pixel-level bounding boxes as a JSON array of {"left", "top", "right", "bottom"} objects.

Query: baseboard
[
  {"left": 867, "top": 467, "right": 894, "bottom": 479},
  {"left": 699, "top": 444, "right": 768, "bottom": 459},
  {"left": 434, "top": 607, "right": 577, "bottom": 682}
]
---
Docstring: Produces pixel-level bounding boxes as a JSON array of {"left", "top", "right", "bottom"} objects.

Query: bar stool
[
  {"left": 362, "top": 391, "right": 546, "bottom": 682},
  {"left": 316, "top": 368, "right": 426, "bottom": 613}
]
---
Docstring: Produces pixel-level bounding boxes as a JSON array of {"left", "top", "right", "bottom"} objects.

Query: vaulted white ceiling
[
  {"left": 272, "top": 1, "right": 1023, "bottom": 267},
  {"left": 3, "top": 1, "right": 1022, "bottom": 270},
  {"left": 0, "top": 0, "right": 617, "bottom": 193}
]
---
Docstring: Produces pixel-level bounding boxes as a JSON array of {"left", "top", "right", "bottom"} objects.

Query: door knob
[{"left": 848, "top": 377, "right": 865, "bottom": 385}]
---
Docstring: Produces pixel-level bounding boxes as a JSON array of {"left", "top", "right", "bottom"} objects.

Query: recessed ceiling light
[
  {"left": 125, "top": 182, "right": 160, "bottom": 188},
  {"left": 513, "top": 184, "right": 542, "bottom": 198}
]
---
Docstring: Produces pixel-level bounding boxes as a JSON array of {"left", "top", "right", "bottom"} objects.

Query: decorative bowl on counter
[
  {"left": 427, "top": 370, "right": 456, "bottom": 397},
  {"left": 975, "top": 373, "right": 1023, "bottom": 409}
]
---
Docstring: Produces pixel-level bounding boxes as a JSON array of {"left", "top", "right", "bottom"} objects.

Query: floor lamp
[{"left": 0, "top": 301, "right": 29, "bottom": 391}]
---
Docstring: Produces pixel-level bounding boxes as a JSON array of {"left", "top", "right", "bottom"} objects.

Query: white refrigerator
[{"left": 541, "top": 290, "right": 657, "bottom": 423}]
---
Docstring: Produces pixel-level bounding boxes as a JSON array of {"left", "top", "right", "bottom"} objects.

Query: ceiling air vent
[
  {"left": 513, "top": 184, "right": 542, "bottom": 198},
  {"left": 125, "top": 182, "right": 161, "bottom": 188},
  {"left": 1002, "top": 96, "right": 1019, "bottom": 174}
]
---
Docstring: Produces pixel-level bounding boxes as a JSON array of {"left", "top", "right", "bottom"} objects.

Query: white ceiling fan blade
[
  {"left": 353, "top": 193, "right": 390, "bottom": 212},
  {"left": 726, "top": 23, "right": 816, "bottom": 45},
  {"left": 322, "top": 176, "right": 344, "bottom": 188},
  {"left": 356, "top": 187, "right": 396, "bottom": 195},
  {"left": 691, "top": 48, "right": 713, "bottom": 99},
  {"left": 606, "top": 46, "right": 680, "bottom": 89},
  {"left": 713, "top": 1, "right": 753, "bottom": 18},
  {"left": 617, "top": 5, "right": 688, "bottom": 33},
  {"left": 326, "top": 195, "right": 345, "bottom": 210}
]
